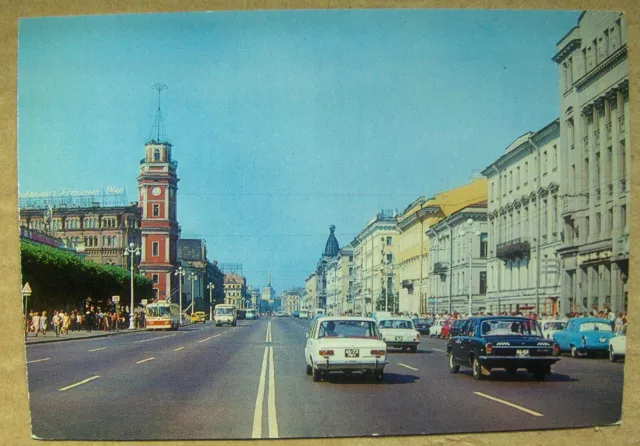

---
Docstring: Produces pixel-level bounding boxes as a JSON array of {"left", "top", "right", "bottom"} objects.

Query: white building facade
[
  {"left": 426, "top": 202, "right": 488, "bottom": 315},
  {"left": 482, "top": 120, "right": 563, "bottom": 316},
  {"left": 553, "top": 11, "right": 630, "bottom": 315}
]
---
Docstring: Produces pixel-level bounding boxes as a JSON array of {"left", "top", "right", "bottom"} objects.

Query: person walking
[
  {"left": 32, "top": 312, "right": 41, "bottom": 337},
  {"left": 62, "top": 312, "right": 70, "bottom": 335},
  {"left": 52, "top": 311, "right": 61, "bottom": 337},
  {"left": 40, "top": 311, "right": 48, "bottom": 336}
]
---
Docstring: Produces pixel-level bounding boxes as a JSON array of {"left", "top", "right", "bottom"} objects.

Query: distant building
[
  {"left": 177, "top": 239, "right": 224, "bottom": 312},
  {"left": 282, "top": 290, "right": 301, "bottom": 315},
  {"left": 225, "top": 273, "right": 247, "bottom": 308},
  {"left": 261, "top": 273, "right": 276, "bottom": 306},
  {"left": 305, "top": 272, "right": 318, "bottom": 310}
]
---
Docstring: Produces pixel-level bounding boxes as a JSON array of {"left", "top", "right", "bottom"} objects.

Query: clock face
[{"left": 151, "top": 187, "right": 162, "bottom": 196}]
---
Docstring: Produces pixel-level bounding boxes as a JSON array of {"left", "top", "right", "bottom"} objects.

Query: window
[
  {"left": 509, "top": 170, "right": 513, "bottom": 191},
  {"left": 524, "top": 162, "right": 529, "bottom": 184},
  {"left": 153, "top": 149, "right": 160, "bottom": 161},
  {"left": 585, "top": 217, "right": 590, "bottom": 239},
  {"left": 386, "top": 254, "right": 393, "bottom": 263},
  {"left": 608, "top": 208, "right": 613, "bottom": 232},
  {"left": 584, "top": 158, "right": 590, "bottom": 189},
  {"left": 553, "top": 145, "right": 558, "bottom": 170},
  {"left": 516, "top": 167, "right": 520, "bottom": 187},
  {"left": 152, "top": 274, "right": 159, "bottom": 284},
  {"left": 153, "top": 204, "right": 160, "bottom": 217},
  {"left": 479, "top": 271, "right": 487, "bottom": 295},
  {"left": 595, "top": 212, "right": 601, "bottom": 236},
  {"left": 480, "top": 233, "right": 488, "bottom": 258},
  {"left": 386, "top": 236, "right": 392, "bottom": 245},
  {"left": 491, "top": 182, "right": 495, "bottom": 202},
  {"left": 543, "top": 150, "right": 548, "bottom": 175},
  {"left": 152, "top": 242, "right": 159, "bottom": 256},
  {"left": 621, "top": 205, "right": 627, "bottom": 229}
]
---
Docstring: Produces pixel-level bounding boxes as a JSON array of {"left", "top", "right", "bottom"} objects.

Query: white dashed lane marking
[
  {"left": 26, "top": 358, "right": 51, "bottom": 364},
  {"left": 59, "top": 375, "right": 100, "bottom": 392},
  {"left": 136, "top": 357, "right": 155, "bottom": 364},
  {"left": 474, "top": 392, "right": 544, "bottom": 417},
  {"left": 397, "top": 363, "right": 419, "bottom": 371}
]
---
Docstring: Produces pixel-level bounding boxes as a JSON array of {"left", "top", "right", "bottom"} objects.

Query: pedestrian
[
  {"left": 615, "top": 312, "right": 624, "bottom": 335},
  {"left": 40, "top": 311, "right": 48, "bottom": 336},
  {"left": 608, "top": 309, "right": 616, "bottom": 329},
  {"left": 62, "top": 312, "right": 70, "bottom": 335},
  {"left": 85, "top": 308, "right": 93, "bottom": 333},
  {"left": 32, "top": 312, "right": 41, "bottom": 337},
  {"left": 52, "top": 311, "right": 61, "bottom": 337}
]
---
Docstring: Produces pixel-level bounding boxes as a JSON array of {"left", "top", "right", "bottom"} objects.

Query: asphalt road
[{"left": 26, "top": 317, "right": 624, "bottom": 440}]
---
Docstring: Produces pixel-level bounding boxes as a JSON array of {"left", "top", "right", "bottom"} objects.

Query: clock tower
[{"left": 137, "top": 140, "right": 180, "bottom": 301}]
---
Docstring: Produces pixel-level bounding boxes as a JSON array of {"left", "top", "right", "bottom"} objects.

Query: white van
[{"left": 214, "top": 304, "right": 237, "bottom": 327}]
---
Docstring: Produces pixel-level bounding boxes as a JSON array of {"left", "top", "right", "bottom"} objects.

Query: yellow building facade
[{"left": 396, "top": 178, "right": 488, "bottom": 315}]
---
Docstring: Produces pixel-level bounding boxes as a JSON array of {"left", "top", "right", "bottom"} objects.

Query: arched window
[
  {"left": 154, "top": 149, "right": 161, "bottom": 161},
  {"left": 113, "top": 235, "right": 118, "bottom": 247}
]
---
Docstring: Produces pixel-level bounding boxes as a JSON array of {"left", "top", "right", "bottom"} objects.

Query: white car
[
  {"left": 609, "top": 325, "right": 627, "bottom": 362},
  {"left": 541, "top": 320, "right": 567, "bottom": 340},
  {"left": 304, "top": 316, "right": 388, "bottom": 382},
  {"left": 429, "top": 319, "right": 445, "bottom": 337},
  {"left": 378, "top": 317, "right": 421, "bottom": 353}
]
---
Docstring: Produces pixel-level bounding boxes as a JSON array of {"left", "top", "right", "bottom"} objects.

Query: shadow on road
[
  {"left": 458, "top": 370, "right": 579, "bottom": 383},
  {"left": 322, "top": 372, "right": 420, "bottom": 385}
]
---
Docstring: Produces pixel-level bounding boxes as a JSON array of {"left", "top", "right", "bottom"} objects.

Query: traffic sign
[
  {"left": 21, "top": 282, "right": 32, "bottom": 295},
  {"left": 112, "top": 295, "right": 120, "bottom": 303}
]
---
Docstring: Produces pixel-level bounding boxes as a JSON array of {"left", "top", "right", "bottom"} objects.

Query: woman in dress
[{"left": 40, "top": 311, "right": 48, "bottom": 336}]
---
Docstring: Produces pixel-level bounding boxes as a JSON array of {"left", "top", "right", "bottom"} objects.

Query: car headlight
[{"left": 599, "top": 336, "right": 607, "bottom": 343}]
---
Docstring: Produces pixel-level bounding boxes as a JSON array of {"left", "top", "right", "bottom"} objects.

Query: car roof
[
  {"left": 378, "top": 317, "right": 413, "bottom": 321},
  {"left": 575, "top": 317, "right": 611, "bottom": 323},
  {"left": 473, "top": 316, "right": 537, "bottom": 322},
  {"left": 315, "top": 316, "right": 375, "bottom": 322}
]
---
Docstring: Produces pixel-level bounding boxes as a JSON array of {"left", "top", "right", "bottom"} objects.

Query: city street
[{"left": 26, "top": 317, "right": 624, "bottom": 441}]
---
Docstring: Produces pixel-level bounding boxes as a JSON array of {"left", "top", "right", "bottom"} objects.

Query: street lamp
[
  {"left": 123, "top": 242, "right": 141, "bottom": 330},
  {"left": 174, "top": 266, "right": 186, "bottom": 325},
  {"left": 207, "top": 282, "right": 215, "bottom": 321},
  {"left": 461, "top": 218, "right": 482, "bottom": 317},
  {"left": 189, "top": 272, "right": 199, "bottom": 317}
]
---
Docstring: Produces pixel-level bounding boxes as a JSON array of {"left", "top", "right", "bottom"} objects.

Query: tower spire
[{"left": 150, "top": 83, "right": 168, "bottom": 143}]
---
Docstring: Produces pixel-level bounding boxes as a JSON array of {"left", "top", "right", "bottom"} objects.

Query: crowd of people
[{"left": 24, "top": 305, "right": 146, "bottom": 337}]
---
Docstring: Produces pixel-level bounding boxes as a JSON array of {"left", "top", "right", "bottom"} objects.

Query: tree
[{"left": 20, "top": 240, "right": 153, "bottom": 312}]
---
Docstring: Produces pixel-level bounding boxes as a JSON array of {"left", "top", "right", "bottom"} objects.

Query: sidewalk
[{"left": 25, "top": 328, "right": 143, "bottom": 345}]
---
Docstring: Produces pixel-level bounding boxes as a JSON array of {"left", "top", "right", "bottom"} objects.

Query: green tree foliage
[{"left": 20, "top": 240, "right": 153, "bottom": 312}]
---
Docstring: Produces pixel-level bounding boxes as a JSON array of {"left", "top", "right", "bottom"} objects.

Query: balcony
[
  {"left": 433, "top": 262, "right": 449, "bottom": 274},
  {"left": 496, "top": 237, "right": 531, "bottom": 259}
]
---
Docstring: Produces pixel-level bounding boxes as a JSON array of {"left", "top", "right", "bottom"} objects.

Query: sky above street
[{"left": 18, "top": 8, "right": 582, "bottom": 293}]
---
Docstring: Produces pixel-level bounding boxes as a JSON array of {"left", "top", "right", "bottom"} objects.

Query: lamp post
[
  {"left": 207, "top": 282, "right": 215, "bottom": 321},
  {"left": 123, "top": 242, "right": 141, "bottom": 330},
  {"left": 189, "top": 272, "right": 198, "bottom": 317},
  {"left": 461, "top": 218, "right": 482, "bottom": 317},
  {"left": 174, "top": 267, "right": 186, "bottom": 325}
]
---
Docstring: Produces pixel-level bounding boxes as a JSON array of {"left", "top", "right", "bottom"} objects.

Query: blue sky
[{"left": 18, "top": 9, "right": 581, "bottom": 293}]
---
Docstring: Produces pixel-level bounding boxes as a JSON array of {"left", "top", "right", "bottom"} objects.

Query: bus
[
  {"left": 145, "top": 300, "right": 181, "bottom": 330},
  {"left": 214, "top": 304, "right": 237, "bottom": 327},
  {"left": 246, "top": 309, "right": 257, "bottom": 320}
]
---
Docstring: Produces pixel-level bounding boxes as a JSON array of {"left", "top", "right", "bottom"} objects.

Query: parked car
[
  {"left": 304, "top": 316, "right": 388, "bottom": 382},
  {"left": 429, "top": 319, "right": 446, "bottom": 337},
  {"left": 378, "top": 317, "right": 421, "bottom": 352},
  {"left": 541, "top": 320, "right": 567, "bottom": 340},
  {"left": 609, "top": 324, "right": 627, "bottom": 362},
  {"left": 553, "top": 318, "right": 618, "bottom": 358},
  {"left": 412, "top": 318, "right": 431, "bottom": 335},
  {"left": 447, "top": 316, "right": 560, "bottom": 381},
  {"left": 449, "top": 319, "right": 467, "bottom": 338}
]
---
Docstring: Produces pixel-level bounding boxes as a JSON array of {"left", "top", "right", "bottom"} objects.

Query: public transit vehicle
[
  {"left": 214, "top": 304, "right": 237, "bottom": 327},
  {"left": 145, "top": 300, "right": 180, "bottom": 330},
  {"left": 246, "top": 309, "right": 257, "bottom": 320}
]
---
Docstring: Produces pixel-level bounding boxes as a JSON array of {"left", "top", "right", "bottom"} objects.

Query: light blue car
[{"left": 553, "top": 318, "right": 617, "bottom": 358}]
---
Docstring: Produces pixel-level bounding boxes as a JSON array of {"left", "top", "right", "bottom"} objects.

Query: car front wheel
[
  {"left": 610, "top": 347, "right": 618, "bottom": 363},
  {"left": 472, "top": 357, "right": 483, "bottom": 380},
  {"left": 448, "top": 352, "right": 460, "bottom": 374}
]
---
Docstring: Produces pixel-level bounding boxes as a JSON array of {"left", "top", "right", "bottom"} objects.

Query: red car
[{"left": 440, "top": 319, "right": 455, "bottom": 339}]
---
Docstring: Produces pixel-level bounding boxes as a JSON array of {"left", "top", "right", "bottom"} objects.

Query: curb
[{"left": 25, "top": 329, "right": 145, "bottom": 345}]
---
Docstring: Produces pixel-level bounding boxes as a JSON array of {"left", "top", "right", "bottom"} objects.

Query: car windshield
[
  {"left": 378, "top": 319, "right": 414, "bottom": 329},
  {"left": 480, "top": 319, "right": 543, "bottom": 337},
  {"left": 578, "top": 322, "right": 613, "bottom": 332},
  {"left": 543, "top": 322, "right": 566, "bottom": 330},
  {"left": 413, "top": 319, "right": 428, "bottom": 324},
  {"left": 318, "top": 320, "right": 378, "bottom": 338},
  {"left": 147, "top": 306, "right": 172, "bottom": 317}
]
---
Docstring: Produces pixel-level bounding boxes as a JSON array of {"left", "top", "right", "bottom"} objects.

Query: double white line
[{"left": 252, "top": 321, "right": 279, "bottom": 438}]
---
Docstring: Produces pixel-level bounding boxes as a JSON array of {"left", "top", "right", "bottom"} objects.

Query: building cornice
[
  {"left": 574, "top": 46, "right": 627, "bottom": 92},
  {"left": 552, "top": 38, "right": 581, "bottom": 64}
]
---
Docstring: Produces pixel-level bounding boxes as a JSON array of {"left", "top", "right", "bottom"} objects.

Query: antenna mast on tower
[{"left": 150, "top": 82, "right": 168, "bottom": 143}]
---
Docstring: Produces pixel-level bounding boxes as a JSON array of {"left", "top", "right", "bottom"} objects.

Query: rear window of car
[
  {"left": 578, "top": 322, "right": 613, "bottom": 332},
  {"left": 378, "top": 319, "right": 414, "bottom": 330},
  {"left": 480, "top": 319, "right": 542, "bottom": 337},
  {"left": 318, "top": 320, "right": 379, "bottom": 339}
]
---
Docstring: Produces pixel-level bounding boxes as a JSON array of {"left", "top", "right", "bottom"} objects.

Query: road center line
[
  {"left": 26, "top": 358, "right": 51, "bottom": 364},
  {"left": 474, "top": 392, "right": 544, "bottom": 417},
  {"left": 174, "top": 347, "right": 184, "bottom": 351},
  {"left": 397, "top": 363, "right": 419, "bottom": 371},
  {"left": 268, "top": 346, "right": 279, "bottom": 438},
  {"left": 136, "top": 357, "right": 156, "bottom": 364},
  {"left": 432, "top": 348, "right": 446, "bottom": 353},
  {"left": 59, "top": 375, "right": 100, "bottom": 392},
  {"left": 252, "top": 347, "right": 269, "bottom": 438},
  {"left": 134, "top": 334, "right": 177, "bottom": 343},
  {"left": 213, "top": 334, "right": 222, "bottom": 338},
  {"left": 88, "top": 347, "right": 107, "bottom": 352},
  {"left": 198, "top": 335, "right": 216, "bottom": 343}
]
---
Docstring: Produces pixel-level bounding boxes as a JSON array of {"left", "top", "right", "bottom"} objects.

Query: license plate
[
  {"left": 395, "top": 336, "right": 403, "bottom": 342},
  {"left": 515, "top": 349, "right": 530, "bottom": 357},
  {"left": 345, "top": 349, "right": 359, "bottom": 358}
]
